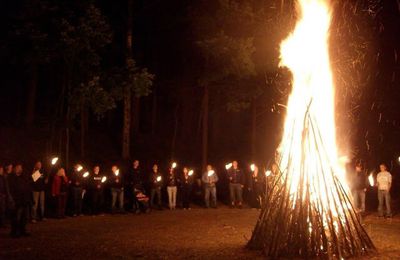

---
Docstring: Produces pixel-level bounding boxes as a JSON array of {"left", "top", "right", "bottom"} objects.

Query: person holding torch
[
  {"left": 110, "top": 165, "right": 124, "bottom": 214},
  {"left": 70, "top": 164, "right": 85, "bottom": 217},
  {"left": 149, "top": 164, "right": 163, "bottom": 210},
  {"left": 202, "top": 165, "right": 218, "bottom": 208},
  {"left": 248, "top": 164, "right": 264, "bottom": 209},
  {"left": 180, "top": 167, "right": 194, "bottom": 210},
  {"left": 90, "top": 165, "right": 105, "bottom": 215},
  {"left": 166, "top": 164, "right": 178, "bottom": 210},
  {"left": 349, "top": 162, "right": 368, "bottom": 214},
  {"left": 226, "top": 161, "right": 244, "bottom": 208}
]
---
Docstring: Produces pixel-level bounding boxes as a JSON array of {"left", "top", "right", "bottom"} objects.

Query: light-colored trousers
[
  {"left": 32, "top": 191, "right": 45, "bottom": 220},
  {"left": 167, "top": 186, "right": 177, "bottom": 209}
]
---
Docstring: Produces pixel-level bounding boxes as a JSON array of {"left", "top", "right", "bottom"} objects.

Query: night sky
[{"left": 0, "top": 0, "right": 399, "bottom": 181}]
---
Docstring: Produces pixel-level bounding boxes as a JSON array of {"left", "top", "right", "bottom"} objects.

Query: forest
[{"left": 0, "top": 0, "right": 399, "bottom": 173}]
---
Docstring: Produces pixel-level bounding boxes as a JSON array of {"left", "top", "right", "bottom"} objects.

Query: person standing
[
  {"left": 90, "top": 165, "right": 105, "bottom": 215},
  {"left": 202, "top": 165, "right": 218, "bottom": 208},
  {"left": 31, "top": 161, "right": 48, "bottom": 222},
  {"left": 180, "top": 167, "right": 193, "bottom": 210},
  {"left": 52, "top": 168, "right": 69, "bottom": 218},
  {"left": 70, "top": 164, "right": 84, "bottom": 217},
  {"left": 248, "top": 165, "right": 264, "bottom": 209},
  {"left": 227, "top": 161, "right": 244, "bottom": 208},
  {"left": 377, "top": 163, "right": 392, "bottom": 217},
  {"left": 149, "top": 164, "right": 163, "bottom": 210},
  {"left": 126, "top": 160, "right": 142, "bottom": 211},
  {"left": 8, "top": 164, "right": 31, "bottom": 237},
  {"left": 0, "top": 166, "right": 10, "bottom": 228},
  {"left": 350, "top": 163, "right": 368, "bottom": 213},
  {"left": 166, "top": 167, "right": 178, "bottom": 210},
  {"left": 110, "top": 165, "right": 124, "bottom": 213}
]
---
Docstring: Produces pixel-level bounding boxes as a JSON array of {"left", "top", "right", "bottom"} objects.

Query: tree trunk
[
  {"left": 25, "top": 64, "right": 38, "bottom": 126},
  {"left": 151, "top": 88, "right": 157, "bottom": 135},
  {"left": 251, "top": 99, "right": 257, "bottom": 159},
  {"left": 171, "top": 104, "right": 179, "bottom": 160},
  {"left": 201, "top": 85, "right": 209, "bottom": 172},
  {"left": 80, "top": 105, "right": 88, "bottom": 158},
  {"left": 122, "top": 0, "right": 134, "bottom": 159},
  {"left": 132, "top": 96, "right": 140, "bottom": 134}
]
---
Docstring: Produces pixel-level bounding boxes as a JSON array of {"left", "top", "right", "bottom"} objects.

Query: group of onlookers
[
  {"left": 0, "top": 158, "right": 395, "bottom": 238},
  {"left": 0, "top": 159, "right": 271, "bottom": 238},
  {"left": 349, "top": 162, "right": 393, "bottom": 218}
]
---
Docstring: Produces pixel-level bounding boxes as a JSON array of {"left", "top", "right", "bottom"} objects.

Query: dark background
[{"left": 0, "top": 0, "right": 399, "bottom": 202}]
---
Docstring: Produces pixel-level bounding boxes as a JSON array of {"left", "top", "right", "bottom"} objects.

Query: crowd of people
[
  {"left": 0, "top": 159, "right": 272, "bottom": 238},
  {"left": 0, "top": 158, "right": 394, "bottom": 238}
]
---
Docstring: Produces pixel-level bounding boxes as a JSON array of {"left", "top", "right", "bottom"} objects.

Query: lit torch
[
  {"left": 250, "top": 164, "right": 256, "bottom": 172},
  {"left": 188, "top": 169, "right": 194, "bottom": 176},
  {"left": 368, "top": 174, "right": 374, "bottom": 187},
  {"left": 76, "top": 165, "right": 83, "bottom": 172},
  {"left": 156, "top": 176, "right": 162, "bottom": 182},
  {"left": 225, "top": 163, "right": 232, "bottom": 170},
  {"left": 265, "top": 170, "right": 271, "bottom": 177},
  {"left": 207, "top": 170, "right": 215, "bottom": 177},
  {"left": 101, "top": 176, "right": 107, "bottom": 183},
  {"left": 83, "top": 171, "right": 89, "bottom": 178},
  {"left": 115, "top": 169, "right": 120, "bottom": 176},
  {"left": 172, "top": 162, "right": 177, "bottom": 169},
  {"left": 51, "top": 157, "right": 59, "bottom": 165}
]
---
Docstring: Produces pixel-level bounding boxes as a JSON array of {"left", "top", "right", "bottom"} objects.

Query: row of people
[{"left": 0, "top": 160, "right": 272, "bottom": 237}]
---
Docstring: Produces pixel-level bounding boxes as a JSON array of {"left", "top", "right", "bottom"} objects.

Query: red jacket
[{"left": 52, "top": 175, "right": 69, "bottom": 195}]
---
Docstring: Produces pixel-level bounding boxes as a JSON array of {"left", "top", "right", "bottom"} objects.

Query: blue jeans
[
  {"left": 111, "top": 188, "right": 124, "bottom": 212},
  {"left": 229, "top": 183, "right": 243, "bottom": 205},
  {"left": 32, "top": 191, "right": 45, "bottom": 220},
  {"left": 204, "top": 185, "right": 217, "bottom": 208},
  {"left": 351, "top": 189, "right": 365, "bottom": 212},
  {"left": 71, "top": 187, "right": 83, "bottom": 215},
  {"left": 378, "top": 190, "right": 391, "bottom": 216}
]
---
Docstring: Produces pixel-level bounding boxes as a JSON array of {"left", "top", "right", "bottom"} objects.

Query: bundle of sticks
[{"left": 247, "top": 108, "right": 375, "bottom": 259}]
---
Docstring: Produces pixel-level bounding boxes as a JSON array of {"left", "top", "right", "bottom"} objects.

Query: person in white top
[{"left": 376, "top": 164, "right": 392, "bottom": 217}]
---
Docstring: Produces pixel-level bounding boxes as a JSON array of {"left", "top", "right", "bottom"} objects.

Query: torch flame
[
  {"left": 225, "top": 163, "right": 232, "bottom": 170},
  {"left": 207, "top": 170, "right": 215, "bottom": 177},
  {"left": 76, "top": 165, "right": 83, "bottom": 172},
  {"left": 188, "top": 169, "right": 194, "bottom": 176},
  {"left": 115, "top": 169, "right": 119, "bottom": 176},
  {"left": 172, "top": 162, "right": 177, "bottom": 169},
  {"left": 156, "top": 176, "right": 162, "bottom": 182},
  {"left": 265, "top": 170, "right": 271, "bottom": 177},
  {"left": 101, "top": 176, "right": 107, "bottom": 183},
  {"left": 250, "top": 164, "right": 256, "bottom": 172},
  {"left": 368, "top": 174, "right": 374, "bottom": 187},
  {"left": 83, "top": 171, "right": 89, "bottom": 178},
  {"left": 51, "top": 157, "right": 59, "bottom": 165}
]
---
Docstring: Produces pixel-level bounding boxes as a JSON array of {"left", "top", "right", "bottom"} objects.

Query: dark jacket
[
  {"left": 227, "top": 168, "right": 244, "bottom": 185},
  {"left": 31, "top": 169, "right": 48, "bottom": 191},
  {"left": 351, "top": 171, "right": 368, "bottom": 190},
  {"left": 149, "top": 171, "right": 163, "bottom": 189},
  {"left": 127, "top": 167, "right": 142, "bottom": 188},
  {"left": 8, "top": 173, "right": 32, "bottom": 207},
  {"left": 90, "top": 174, "right": 105, "bottom": 190},
  {"left": 180, "top": 174, "right": 193, "bottom": 189},
  {"left": 110, "top": 173, "right": 124, "bottom": 189},
  {"left": 0, "top": 174, "right": 9, "bottom": 195},
  {"left": 70, "top": 171, "right": 85, "bottom": 188},
  {"left": 166, "top": 173, "right": 178, "bottom": 187}
]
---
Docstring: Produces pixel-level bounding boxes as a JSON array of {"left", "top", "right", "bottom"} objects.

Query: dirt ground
[{"left": 0, "top": 208, "right": 400, "bottom": 259}]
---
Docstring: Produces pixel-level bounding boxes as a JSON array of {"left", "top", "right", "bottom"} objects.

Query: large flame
[{"left": 277, "top": 0, "right": 348, "bottom": 212}]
